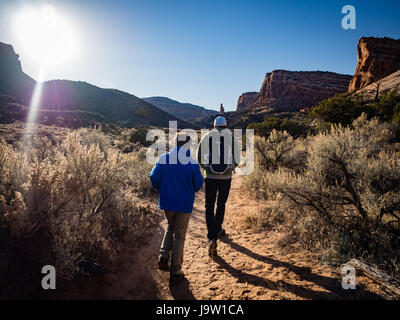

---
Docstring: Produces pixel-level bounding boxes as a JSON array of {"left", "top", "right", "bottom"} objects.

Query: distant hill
[
  {"left": 142, "top": 96, "right": 217, "bottom": 121},
  {"left": 191, "top": 108, "right": 307, "bottom": 130},
  {"left": 38, "top": 81, "right": 194, "bottom": 128},
  {"left": 0, "top": 42, "right": 194, "bottom": 129}
]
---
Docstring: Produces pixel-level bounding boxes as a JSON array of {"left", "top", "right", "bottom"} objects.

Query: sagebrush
[
  {"left": 244, "top": 114, "right": 400, "bottom": 276},
  {"left": 0, "top": 127, "right": 155, "bottom": 298}
]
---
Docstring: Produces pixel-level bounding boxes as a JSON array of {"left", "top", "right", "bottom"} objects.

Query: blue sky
[{"left": 1, "top": 0, "right": 400, "bottom": 111}]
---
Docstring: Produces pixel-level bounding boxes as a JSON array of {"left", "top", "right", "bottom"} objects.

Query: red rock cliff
[
  {"left": 236, "top": 92, "right": 259, "bottom": 111},
  {"left": 348, "top": 37, "right": 400, "bottom": 92},
  {"left": 257, "top": 70, "right": 351, "bottom": 111}
]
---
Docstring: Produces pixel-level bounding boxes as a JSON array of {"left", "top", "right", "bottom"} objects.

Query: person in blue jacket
[{"left": 149, "top": 132, "right": 203, "bottom": 284}]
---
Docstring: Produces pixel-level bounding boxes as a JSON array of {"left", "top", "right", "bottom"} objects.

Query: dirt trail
[{"left": 61, "top": 176, "right": 386, "bottom": 300}]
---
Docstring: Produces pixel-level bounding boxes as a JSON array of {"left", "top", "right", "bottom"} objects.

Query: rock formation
[
  {"left": 348, "top": 37, "right": 400, "bottom": 92},
  {"left": 353, "top": 69, "right": 400, "bottom": 102},
  {"left": 220, "top": 103, "right": 225, "bottom": 114},
  {"left": 236, "top": 92, "right": 259, "bottom": 111},
  {"left": 0, "top": 42, "right": 35, "bottom": 103},
  {"left": 257, "top": 70, "right": 352, "bottom": 111},
  {"left": 0, "top": 43, "right": 22, "bottom": 74}
]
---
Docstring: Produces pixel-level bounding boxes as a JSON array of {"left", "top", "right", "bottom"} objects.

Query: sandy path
[{"left": 60, "top": 176, "right": 386, "bottom": 300}]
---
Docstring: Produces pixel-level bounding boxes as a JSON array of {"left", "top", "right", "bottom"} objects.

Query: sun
[{"left": 13, "top": 5, "right": 75, "bottom": 66}]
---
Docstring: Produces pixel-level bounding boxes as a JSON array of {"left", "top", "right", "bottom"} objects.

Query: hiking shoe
[
  {"left": 217, "top": 228, "right": 226, "bottom": 239},
  {"left": 157, "top": 256, "right": 170, "bottom": 271},
  {"left": 208, "top": 240, "right": 217, "bottom": 258},
  {"left": 169, "top": 272, "right": 184, "bottom": 285}
]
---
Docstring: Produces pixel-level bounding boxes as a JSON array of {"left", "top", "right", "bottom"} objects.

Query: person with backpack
[
  {"left": 149, "top": 132, "right": 203, "bottom": 284},
  {"left": 197, "top": 116, "right": 240, "bottom": 257}
]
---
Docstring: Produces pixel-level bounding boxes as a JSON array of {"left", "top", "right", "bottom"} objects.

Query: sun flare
[{"left": 13, "top": 5, "right": 75, "bottom": 66}]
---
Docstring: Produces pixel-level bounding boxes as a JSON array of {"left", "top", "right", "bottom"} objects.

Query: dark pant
[
  {"left": 159, "top": 211, "right": 191, "bottom": 274},
  {"left": 205, "top": 178, "right": 232, "bottom": 241}
]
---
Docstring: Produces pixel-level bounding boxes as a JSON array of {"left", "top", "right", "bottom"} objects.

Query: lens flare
[
  {"left": 13, "top": 5, "right": 75, "bottom": 65},
  {"left": 21, "top": 67, "right": 46, "bottom": 149},
  {"left": 13, "top": 5, "right": 75, "bottom": 147}
]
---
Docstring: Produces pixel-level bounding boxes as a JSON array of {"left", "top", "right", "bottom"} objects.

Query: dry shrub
[
  {"left": 0, "top": 127, "right": 156, "bottom": 297},
  {"left": 244, "top": 114, "right": 400, "bottom": 275},
  {"left": 245, "top": 194, "right": 290, "bottom": 230},
  {"left": 123, "top": 147, "right": 154, "bottom": 196},
  {"left": 78, "top": 125, "right": 111, "bottom": 154},
  {"left": 242, "top": 130, "right": 307, "bottom": 199}
]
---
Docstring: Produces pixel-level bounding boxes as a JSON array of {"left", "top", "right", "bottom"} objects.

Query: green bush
[
  {"left": 311, "top": 89, "right": 400, "bottom": 128},
  {"left": 129, "top": 128, "right": 152, "bottom": 147},
  {"left": 371, "top": 89, "right": 400, "bottom": 123},
  {"left": 248, "top": 117, "right": 308, "bottom": 138},
  {"left": 310, "top": 92, "right": 368, "bottom": 126}
]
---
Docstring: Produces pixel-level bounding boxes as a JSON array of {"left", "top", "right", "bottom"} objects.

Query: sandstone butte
[
  {"left": 348, "top": 37, "right": 400, "bottom": 92},
  {"left": 236, "top": 70, "right": 351, "bottom": 112}
]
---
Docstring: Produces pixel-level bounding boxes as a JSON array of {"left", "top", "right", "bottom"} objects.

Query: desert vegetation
[
  {"left": 247, "top": 117, "right": 309, "bottom": 138},
  {"left": 311, "top": 89, "right": 400, "bottom": 128},
  {"left": 243, "top": 113, "right": 400, "bottom": 277},
  {"left": 0, "top": 126, "right": 155, "bottom": 298}
]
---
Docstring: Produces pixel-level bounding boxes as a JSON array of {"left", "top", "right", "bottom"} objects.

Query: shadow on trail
[
  {"left": 219, "top": 236, "right": 382, "bottom": 300},
  {"left": 212, "top": 255, "right": 342, "bottom": 299},
  {"left": 169, "top": 277, "right": 196, "bottom": 300}
]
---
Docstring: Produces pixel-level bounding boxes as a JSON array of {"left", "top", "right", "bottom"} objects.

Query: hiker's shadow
[
  {"left": 212, "top": 255, "right": 277, "bottom": 289},
  {"left": 218, "top": 236, "right": 382, "bottom": 300},
  {"left": 169, "top": 277, "right": 196, "bottom": 300},
  {"left": 213, "top": 254, "right": 341, "bottom": 299},
  {"left": 220, "top": 236, "right": 313, "bottom": 274}
]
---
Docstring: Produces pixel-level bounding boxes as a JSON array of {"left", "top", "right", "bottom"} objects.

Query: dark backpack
[{"left": 208, "top": 134, "right": 231, "bottom": 174}]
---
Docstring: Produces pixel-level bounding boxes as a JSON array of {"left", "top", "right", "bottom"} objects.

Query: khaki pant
[{"left": 159, "top": 211, "right": 191, "bottom": 274}]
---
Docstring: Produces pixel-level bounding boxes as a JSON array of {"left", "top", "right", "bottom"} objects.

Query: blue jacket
[{"left": 149, "top": 146, "right": 203, "bottom": 213}]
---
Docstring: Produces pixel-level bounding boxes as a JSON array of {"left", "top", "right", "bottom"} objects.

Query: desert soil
[{"left": 60, "top": 176, "right": 389, "bottom": 300}]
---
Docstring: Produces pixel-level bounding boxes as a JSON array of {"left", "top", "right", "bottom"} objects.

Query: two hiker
[{"left": 149, "top": 116, "right": 240, "bottom": 284}]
